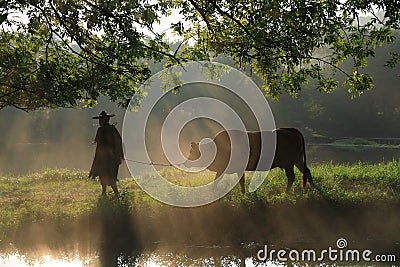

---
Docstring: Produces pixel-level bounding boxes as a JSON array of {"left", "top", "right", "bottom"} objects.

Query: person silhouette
[{"left": 89, "top": 111, "right": 123, "bottom": 195}]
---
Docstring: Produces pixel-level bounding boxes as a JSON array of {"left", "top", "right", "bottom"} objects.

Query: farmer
[{"left": 89, "top": 111, "right": 124, "bottom": 195}]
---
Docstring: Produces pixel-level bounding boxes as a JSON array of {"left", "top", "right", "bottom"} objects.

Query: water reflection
[
  {"left": 308, "top": 145, "right": 400, "bottom": 164},
  {"left": 1, "top": 249, "right": 288, "bottom": 267},
  {"left": 1, "top": 199, "right": 399, "bottom": 266},
  {"left": 0, "top": 254, "right": 86, "bottom": 267},
  {"left": 95, "top": 196, "right": 142, "bottom": 267},
  {"left": 1, "top": 143, "right": 399, "bottom": 177},
  {"left": 0, "top": 194, "right": 142, "bottom": 267}
]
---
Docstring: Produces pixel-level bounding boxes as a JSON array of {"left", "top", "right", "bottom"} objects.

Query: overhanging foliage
[{"left": 1, "top": 0, "right": 399, "bottom": 110}]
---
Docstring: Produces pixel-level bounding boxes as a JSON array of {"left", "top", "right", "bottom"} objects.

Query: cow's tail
[
  {"left": 298, "top": 129, "right": 314, "bottom": 188},
  {"left": 287, "top": 128, "right": 314, "bottom": 189}
]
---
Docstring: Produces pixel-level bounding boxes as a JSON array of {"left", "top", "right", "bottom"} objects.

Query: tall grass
[{"left": 0, "top": 161, "right": 399, "bottom": 241}]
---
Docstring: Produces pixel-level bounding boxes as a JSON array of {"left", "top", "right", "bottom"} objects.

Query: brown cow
[{"left": 185, "top": 128, "right": 314, "bottom": 193}]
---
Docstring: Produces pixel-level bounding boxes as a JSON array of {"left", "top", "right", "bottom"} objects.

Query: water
[
  {"left": 0, "top": 142, "right": 131, "bottom": 178},
  {"left": 1, "top": 143, "right": 399, "bottom": 176},
  {"left": 1, "top": 243, "right": 398, "bottom": 266},
  {"left": 1, "top": 201, "right": 399, "bottom": 267},
  {"left": 0, "top": 254, "right": 86, "bottom": 267},
  {"left": 0, "top": 249, "right": 285, "bottom": 267},
  {"left": 307, "top": 145, "right": 400, "bottom": 164}
]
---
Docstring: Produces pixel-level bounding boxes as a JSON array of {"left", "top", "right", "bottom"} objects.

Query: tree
[
  {"left": 1, "top": 0, "right": 399, "bottom": 110},
  {"left": 181, "top": 0, "right": 400, "bottom": 97}
]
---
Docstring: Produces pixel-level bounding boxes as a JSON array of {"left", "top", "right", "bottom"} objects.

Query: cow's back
[
  {"left": 212, "top": 128, "right": 303, "bottom": 172},
  {"left": 210, "top": 130, "right": 247, "bottom": 173},
  {"left": 272, "top": 128, "right": 304, "bottom": 169},
  {"left": 246, "top": 130, "right": 276, "bottom": 171},
  {"left": 211, "top": 130, "right": 276, "bottom": 173}
]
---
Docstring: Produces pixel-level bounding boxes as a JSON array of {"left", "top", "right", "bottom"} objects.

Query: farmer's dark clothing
[{"left": 89, "top": 123, "right": 123, "bottom": 181}]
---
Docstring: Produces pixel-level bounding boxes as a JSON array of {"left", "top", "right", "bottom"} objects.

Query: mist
[{"left": 0, "top": 100, "right": 130, "bottom": 177}]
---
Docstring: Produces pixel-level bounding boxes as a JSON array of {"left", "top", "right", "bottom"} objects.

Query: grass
[
  {"left": 0, "top": 161, "right": 400, "bottom": 241},
  {"left": 330, "top": 138, "right": 400, "bottom": 150}
]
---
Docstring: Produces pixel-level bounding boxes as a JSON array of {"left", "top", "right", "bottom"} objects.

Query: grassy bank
[
  {"left": 330, "top": 138, "right": 400, "bottom": 150},
  {"left": 0, "top": 161, "right": 400, "bottom": 243}
]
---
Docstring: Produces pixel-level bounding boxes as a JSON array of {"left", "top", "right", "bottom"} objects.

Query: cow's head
[
  {"left": 188, "top": 142, "right": 201, "bottom": 161},
  {"left": 184, "top": 140, "right": 216, "bottom": 169},
  {"left": 183, "top": 142, "right": 201, "bottom": 168}
]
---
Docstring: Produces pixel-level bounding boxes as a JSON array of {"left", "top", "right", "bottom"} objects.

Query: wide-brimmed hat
[{"left": 92, "top": 110, "right": 115, "bottom": 119}]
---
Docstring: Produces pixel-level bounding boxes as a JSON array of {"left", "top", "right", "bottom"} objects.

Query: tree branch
[
  {"left": 187, "top": 0, "right": 212, "bottom": 31},
  {"left": 81, "top": 0, "right": 184, "bottom": 66},
  {"left": 208, "top": 1, "right": 353, "bottom": 80}
]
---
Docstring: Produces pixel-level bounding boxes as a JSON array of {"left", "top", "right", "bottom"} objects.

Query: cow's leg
[
  {"left": 295, "top": 162, "right": 307, "bottom": 189},
  {"left": 295, "top": 162, "right": 314, "bottom": 189},
  {"left": 239, "top": 173, "right": 245, "bottom": 194},
  {"left": 305, "top": 167, "right": 314, "bottom": 188},
  {"left": 284, "top": 167, "right": 295, "bottom": 193}
]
